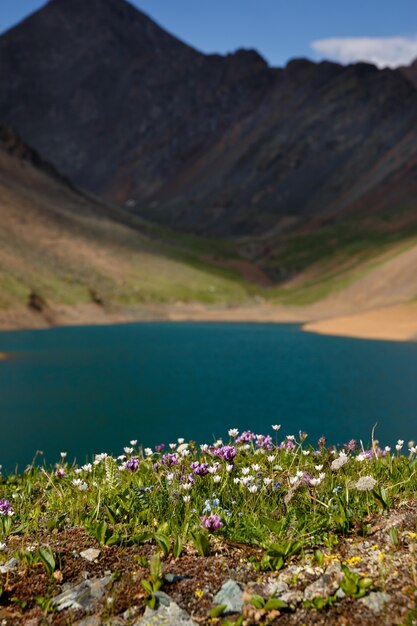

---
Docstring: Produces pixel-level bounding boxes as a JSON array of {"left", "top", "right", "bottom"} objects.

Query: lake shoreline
[{"left": 0, "top": 301, "right": 416, "bottom": 342}]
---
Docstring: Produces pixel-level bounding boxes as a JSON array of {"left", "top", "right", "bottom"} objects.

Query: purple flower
[
  {"left": 0, "top": 500, "right": 14, "bottom": 516},
  {"left": 160, "top": 453, "right": 178, "bottom": 467},
  {"left": 317, "top": 436, "right": 327, "bottom": 449},
  {"left": 214, "top": 446, "right": 237, "bottom": 462},
  {"left": 236, "top": 431, "right": 255, "bottom": 444},
  {"left": 155, "top": 444, "right": 165, "bottom": 453},
  {"left": 55, "top": 467, "right": 65, "bottom": 479},
  {"left": 256, "top": 435, "right": 273, "bottom": 451},
  {"left": 345, "top": 439, "right": 358, "bottom": 453},
  {"left": 302, "top": 472, "right": 313, "bottom": 486},
  {"left": 200, "top": 513, "right": 222, "bottom": 532},
  {"left": 125, "top": 458, "right": 140, "bottom": 472},
  {"left": 191, "top": 461, "right": 209, "bottom": 476}
]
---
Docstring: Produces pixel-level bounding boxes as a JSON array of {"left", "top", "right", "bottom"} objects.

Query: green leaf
[
  {"left": 37, "top": 548, "right": 55, "bottom": 577},
  {"left": 154, "top": 533, "right": 170, "bottom": 558},
  {"left": 141, "top": 579, "right": 153, "bottom": 595},
  {"left": 250, "top": 594, "right": 266, "bottom": 609},
  {"left": 264, "top": 598, "right": 288, "bottom": 611},
  {"left": 96, "top": 521, "right": 109, "bottom": 545},
  {"left": 209, "top": 604, "right": 227, "bottom": 618},
  {"left": 173, "top": 535, "right": 183, "bottom": 559}
]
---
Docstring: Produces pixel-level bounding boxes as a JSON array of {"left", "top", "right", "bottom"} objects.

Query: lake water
[{"left": 0, "top": 322, "right": 416, "bottom": 472}]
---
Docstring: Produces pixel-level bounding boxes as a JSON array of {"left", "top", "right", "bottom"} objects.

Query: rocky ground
[{"left": 1, "top": 501, "right": 417, "bottom": 625}]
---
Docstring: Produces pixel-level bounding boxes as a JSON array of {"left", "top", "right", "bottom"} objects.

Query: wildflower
[
  {"left": 160, "top": 453, "right": 178, "bottom": 467},
  {"left": 0, "top": 500, "right": 14, "bottom": 516},
  {"left": 317, "top": 436, "right": 327, "bottom": 448},
  {"left": 55, "top": 467, "right": 65, "bottom": 479},
  {"left": 144, "top": 448, "right": 153, "bottom": 457},
  {"left": 309, "top": 477, "right": 323, "bottom": 486},
  {"left": 195, "top": 588, "right": 204, "bottom": 599},
  {"left": 178, "top": 438, "right": 185, "bottom": 444},
  {"left": 251, "top": 464, "right": 260, "bottom": 471},
  {"left": 72, "top": 479, "right": 88, "bottom": 491},
  {"left": 169, "top": 443, "right": 177, "bottom": 450},
  {"left": 94, "top": 453, "right": 108, "bottom": 464},
  {"left": 125, "top": 458, "right": 140, "bottom": 472},
  {"left": 241, "top": 467, "right": 250, "bottom": 475},
  {"left": 256, "top": 435, "right": 273, "bottom": 451},
  {"left": 289, "top": 476, "right": 299, "bottom": 485},
  {"left": 236, "top": 430, "right": 255, "bottom": 444},
  {"left": 214, "top": 445, "right": 236, "bottom": 462},
  {"left": 0, "top": 542, "right": 5, "bottom": 551},
  {"left": 155, "top": 444, "right": 165, "bottom": 453},
  {"left": 356, "top": 453, "right": 367, "bottom": 462},
  {"left": 183, "top": 495, "right": 190, "bottom": 503},
  {"left": 117, "top": 455, "right": 126, "bottom": 461},
  {"left": 200, "top": 513, "right": 222, "bottom": 532},
  {"left": 226, "top": 464, "right": 234, "bottom": 473},
  {"left": 331, "top": 453, "right": 348, "bottom": 471},
  {"left": 315, "top": 464, "right": 323, "bottom": 471},
  {"left": 272, "top": 425, "right": 281, "bottom": 431},
  {"left": 228, "top": 428, "right": 239, "bottom": 438},
  {"left": 213, "top": 475, "right": 221, "bottom": 483},
  {"left": 180, "top": 448, "right": 190, "bottom": 457},
  {"left": 302, "top": 450, "right": 310, "bottom": 456},
  {"left": 396, "top": 440, "right": 404, "bottom": 452},
  {"left": 384, "top": 446, "right": 391, "bottom": 453},
  {"left": 409, "top": 446, "right": 417, "bottom": 455},
  {"left": 263, "top": 477, "right": 273, "bottom": 486},
  {"left": 267, "top": 455, "right": 275, "bottom": 463},
  {"left": 355, "top": 476, "right": 377, "bottom": 492},
  {"left": 248, "top": 485, "right": 258, "bottom": 493},
  {"left": 130, "top": 440, "right": 138, "bottom": 447},
  {"left": 333, "top": 485, "right": 343, "bottom": 495},
  {"left": 182, "top": 482, "right": 192, "bottom": 491},
  {"left": 124, "top": 447, "right": 134, "bottom": 455},
  {"left": 208, "top": 463, "right": 221, "bottom": 474},
  {"left": 60, "top": 452, "right": 67, "bottom": 459},
  {"left": 191, "top": 461, "right": 209, "bottom": 476},
  {"left": 214, "top": 439, "right": 223, "bottom": 447},
  {"left": 82, "top": 463, "right": 92, "bottom": 472},
  {"left": 345, "top": 439, "right": 358, "bottom": 452},
  {"left": 233, "top": 477, "right": 241, "bottom": 484},
  {"left": 167, "top": 472, "right": 175, "bottom": 481}
]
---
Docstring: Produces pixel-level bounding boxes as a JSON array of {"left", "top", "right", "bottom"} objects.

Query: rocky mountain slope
[{"left": 1, "top": 0, "right": 416, "bottom": 237}]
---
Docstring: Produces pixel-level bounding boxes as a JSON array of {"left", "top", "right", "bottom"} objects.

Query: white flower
[
  {"left": 267, "top": 455, "right": 275, "bottom": 463},
  {"left": 208, "top": 463, "right": 220, "bottom": 474},
  {"left": 302, "top": 450, "right": 310, "bottom": 456},
  {"left": 180, "top": 449, "right": 190, "bottom": 457},
  {"left": 74, "top": 468, "right": 82, "bottom": 475},
  {"left": 331, "top": 453, "right": 348, "bottom": 471},
  {"left": 177, "top": 438, "right": 185, "bottom": 444},
  {"left": 117, "top": 455, "right": 126, "bottom": 461},
  {"left": 213, "top": 475, "right": 221, "bottom": 483},
  {"left": 356, "top": 453, "right": 367, "bottom": 462},
  {"left": 248, "top": 485, "right": 258, "bottom": 493},
  {"left": 167, "top": 472, "right": 175, "bottom": 481},
  {"left": 200, "top": 444, "right": 209, "bottom": 452},
  {"left": 396, "top": 440, "right": 404, "bottom": 452},
  {"left": 214, "top": 439, "right": 223, "bottom": 447},
  {"left": 319, "top": 472, "right": 326, "bottom": 480},
  {"left": 228, "top": 428, "right": 239, "bottom": 437},
  {"left": 296, "top": 470, "right": 304, "bottom": 478},
  {"left": 287, "top": 435, "right": 295, "bottom": 441},
  {"left": 82, "top": 463, "right": 92, "bottom": 473},
  {"left": 241, "top": 467, "right": 250, "bottom": 475},
  {"left": 94, "top": 453, "right": 108, "bottom": 464},
  {"left": 60, "top": 452, "right": 67, "bottom": 459},
  {"left": 226, "top": 464, "right": 234, "bottom": 473},
  {"left": 315, "top": 464, "right": 323, "bottom": 471},
  {"left": 289, "top": 476, "right": 299, "bottom": 485},
  {"left": 233, "top": 477, "right": 241, "bottom": 484},
  {"left": 130, "top": 440, "right": 137, "bottom": 447},
  {"left": 243, "top": 444, "right": 251, "bottom": 450},
  {"left": 72, "top": 479, "right": 88, "bottom": 491},
  {"left": 272, "top": 424, "right": 281, "bottom": 431},
  {"left": 409, "top": 446, "right": 417, "bottom": 455},
  {"left": 182, "top": 482, "right": 192, "bottom": 491},
  {"left": 251, "top": 464, "right": 260, "bottom": 471},
  {"left": 241, "top": 476, "right": 251, "bottom": 485},
  {"left": 385, "top": 446, "right": 391, "bottom": 453},
  {"left": 355, "top": 475, "right": 377, "bottom": 492},
  {"left": 263, "top": 477, "right": 273, "bottom": 486},
  {"left": 0, "top": 542, "right": 6, "bottom": 551},
  {"left": 310, "top": 477, "right": 323, "bottom": 486},
  {"left": 144, "top": 448, "right": 153, "bottom": 457},
  {"left": 169, "top": 443, "right": 176, "bottom": 450},
  {"left": 124, "top": 447, "right": 133, "bottom": 455},
  {"left": 183, "top": 495, "right": 190, "bottom": 503}
]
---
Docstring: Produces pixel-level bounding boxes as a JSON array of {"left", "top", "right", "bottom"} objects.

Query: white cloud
[{"left": 311, "top": 35, "right": 417, "bottom": 69}]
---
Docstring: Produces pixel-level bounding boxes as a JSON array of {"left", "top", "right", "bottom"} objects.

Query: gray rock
[
  {"left": 122, "top": 606, "right": 140, "bottom": 620},
  {"left": 213, "top": 579, "right": 243, "bottom": 615},
  {"left": 165, "top": 573, "right": 191, "bottom": 584},
  {"left": 303, "top": 563, "right": 343, "bottom": 601},
  {"left": 74, "top": 617, "right": 102, "bottom": 626},
  {"left": 280, "top": 590, "right": 303, "bottom": 608},
  {"left": 360, "top": 591, "right": 391, "bottom": 614},
  {"left": 52, "top": 576, "right": 110, "bottom": 612},
  {"left": 0, "top": 557, "right": 18, "bottom": 574},
  {"left": 80, "top": 548, "right": 101, "bottom": 563},
  {"left": 263, "top": 579, "right": 290, "bottom": 597},
  {"left": 134, "top": 593, "right": 197, "bottom": 625}
]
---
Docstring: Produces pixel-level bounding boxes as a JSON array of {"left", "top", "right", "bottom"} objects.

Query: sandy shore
[
  {"left": 303, "top": 303, "right": 417, "bottom": 342},
  {"left": 0, "top": 301, "right": 416, "bottom": 343}
]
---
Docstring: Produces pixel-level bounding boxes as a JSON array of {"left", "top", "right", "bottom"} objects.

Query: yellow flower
[
  {"left": 347, "top": 555, "right": 362, "bottom": 566},
  {"left": 378, "top": 552, "right": 385, "bottom": 563},
  {"left": 195, "top": 588, "right": 204, "bottom": 599},
  {"left": 408, "top": 532, "right": 417, "bottom": 540},
  {"left": 370, "top": 544, "right": 379, "bottom": 551}
]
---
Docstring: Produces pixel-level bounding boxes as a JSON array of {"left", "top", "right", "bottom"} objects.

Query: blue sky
[{"left": 1, "top": 0, "right": 417, "bottom": 68}]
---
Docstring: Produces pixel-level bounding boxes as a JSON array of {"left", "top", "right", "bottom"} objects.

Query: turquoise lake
[{"left": 0, "top": 322, "right": 416, "bottom": 471}]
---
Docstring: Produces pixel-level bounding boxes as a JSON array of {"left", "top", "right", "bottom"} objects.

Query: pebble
[
  {"left": 0, "top": 558, "right": 18, "bottom": 574},
  {"left": 213, "top": 579, "right": 244, "bottom": 614},
  {"left": 134, "top": 592, "right": 197, "bottom": 625},
  {"left": 52, "top": 576, "right": 110, "bottom": 612},
  {"left": 80, "top": 548, "right": 101, "bottom": 562},
  {"left": 303, "top": 563, "right": 343, "bottom": 601},
  {"left": 360, "top": 591, "right": 391, "bottom": 614}
]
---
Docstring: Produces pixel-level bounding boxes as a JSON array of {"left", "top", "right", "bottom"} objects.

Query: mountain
[
  {"left": 0, "top": 122, "right": 257, "bottom": 327},
  {"left": 2, "top": 0, "right": 416, "bottom": 238}
]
